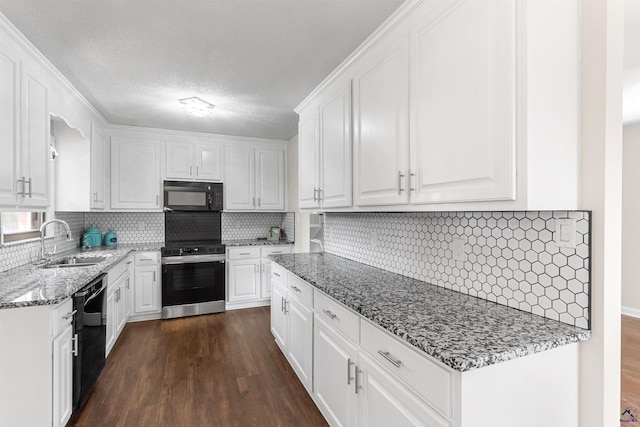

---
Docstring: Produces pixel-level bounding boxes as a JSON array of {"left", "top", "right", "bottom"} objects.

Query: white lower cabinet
[
  {"left": 106, "top": 256, "right": 132, "bottom": 356},
  {"left": 132, "top": 252, "right": 161, "bottom": 319},
  {"left": 52, "top": 304, "right": 74, "bottom": 427},
  {"left": 270, "top": 264, "right": 314, "bottom": 393},
  {"left": 227, "top": 245, "right": 292, "bottom": 309}
]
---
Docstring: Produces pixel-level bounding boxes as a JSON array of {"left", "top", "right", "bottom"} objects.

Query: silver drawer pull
[
  {"left": 63, "top": 310, "right": 77, "bottom": 320},
  {"left": 377, "top": 350, "right": 402, "bottom": 368},
  {"left": 72, "top": 333, "right": 79, "bottom": 357},
  {"left": 291, "top": 285, "right": 302, "bottom": 293},
  {"left": 239, "top": 252, "right": 252, "bottom": 255},
  {"left": 271, "top": 251, "right": 282, "bottom": 254},
  {"left": 273, "top": 272, "right": 281, "bottom": 277},
  {"left": 322, "top": 309, "right": 338, "bottom": 320}
]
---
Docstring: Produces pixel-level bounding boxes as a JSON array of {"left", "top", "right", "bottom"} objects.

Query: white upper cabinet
[
  {"left": 0, "top": 38, "right": 20, "bottom": 206},
  {"left": 296, "top": 0, "right": 579, "bottom": 212},
  {"left": 166, "top": 138, "right": 222, "bottom": 182},
  {"left": 110, "top": 136, "right": 162, "bottom": 210},
  {"left": 298, "top": 78, "right": 353, "bottom": 211},
  {"left": 409, "top": 0, "right": 515, "bottom": 204},
  {"left": 90, "top": 124, "right": 107, "bottom": 209},
  {"left": 353, "top": 32, "right": 410, "bottom": 207},
  {"left": 224, "top": 144, "right": 286, "bottom": 211},
  {"left": 0, "top": 36, "right": 50, "bottom": 209}
]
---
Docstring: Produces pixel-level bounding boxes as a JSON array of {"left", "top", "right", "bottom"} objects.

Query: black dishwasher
[{"left": 72, "top": 273, "right": 107, "bottom": 412}]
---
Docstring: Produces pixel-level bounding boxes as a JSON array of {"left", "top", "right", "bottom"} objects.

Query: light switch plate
[{"left": 555, "top": 218, "right": 576, "bottom": 248}]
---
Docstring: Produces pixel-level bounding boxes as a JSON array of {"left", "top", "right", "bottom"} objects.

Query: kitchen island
[{"left": 270, "top": 252, "right": 590, "bottom": 427}]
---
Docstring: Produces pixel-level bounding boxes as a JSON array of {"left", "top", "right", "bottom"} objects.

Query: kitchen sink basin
[{"left": 42, "top": 256, "right": 107, "bottom": 268}]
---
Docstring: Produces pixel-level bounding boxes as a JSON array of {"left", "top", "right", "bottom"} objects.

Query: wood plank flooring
[
  {"left": 622, "top": 315, "right": 640, "bottom": 413},
  {"left": 69, "top": 307, "right": 327, "bottom": 427}
]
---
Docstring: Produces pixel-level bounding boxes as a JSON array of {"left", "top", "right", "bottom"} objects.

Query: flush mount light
[{"left": 179, "top": 97, "right": 215, "bottom": 117}]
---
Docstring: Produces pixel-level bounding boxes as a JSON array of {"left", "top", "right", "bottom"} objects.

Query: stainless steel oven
[{"left": 161, "top": 252, "right": 226, "bottom": 319}]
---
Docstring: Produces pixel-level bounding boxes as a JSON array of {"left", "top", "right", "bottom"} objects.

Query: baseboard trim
[
  {"left": 622, "top": 306, "right": 640, "bottom": 319},
  {"left": 226, "top": 300, "right": 270, "bottom": 310}
]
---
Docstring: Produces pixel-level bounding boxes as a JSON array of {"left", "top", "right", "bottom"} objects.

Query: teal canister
[
  {"left": 104, "top": 229, "right": 118, "bottom": 247},
  {"left": 85, "top": 224, "right": 102, "bottom": 247}
]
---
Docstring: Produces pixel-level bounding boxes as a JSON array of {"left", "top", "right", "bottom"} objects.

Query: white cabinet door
[
  {"left": 256, "top": 148, "right": 285, "bottom": 210},
  {"left": 166, "top": 141, "right": 193, "bottom": 180},
  {"left": 287, "top": 294, "right": 314, "bottom": 393},
  {"left": 353, "top": 32, "right": 410, "bottom": 207},
  {"left": 0, "top": 40, "right": 20, "bottom": 206},
  {"left": 224, "top": 147, "right": 255, "bottom": 210},
  {"left": 271, "top": 280, "right": 288, "bottom": 350},
  {"left": 111, "top": 137, "right": 161, "bottom": 210},
  {"left": 20, "top": 58, "right": 50, "bottom": 208},
  {"left": 358, "top": 352, "right": 449, "bottom": 427},
  {"left": 314, "top": 315, "right": 359, "bottom": 427},
  {"left": 134, "top": 264, "right": 161, "bottom": 314},
  {"left": 195, "top": 143, "right": 222, "bottom": 181},
  {"left": 124, "top": 261, "right": 134, "bottom": 319},
  {"left": 227, "top": 259, "right": 261, "bottom": 302},
  {"left": 52, "top": 323, "right": 73, "bottom": 427},
  {"left": 105, "top": 284, "right": 117, "bottom": 355},
  {"left": 90, "top": 124, "right": 107, "bottom": 209},
  {"left": 409, "top": 0, "right": 515, "bottom": 204},
  {"left": 260, "top": 259, "right": 272, "bottom": 299},
  {"left": 298, "top": 111, "right": 319, "bottom": 209},
  {"left": 115, "top": 279, "right": 127, "bottom": 337},
  {"left": 320, "top": 80, "right": 352, "bottom": 209}
]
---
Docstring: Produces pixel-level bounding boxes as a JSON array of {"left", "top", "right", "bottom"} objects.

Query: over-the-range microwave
[{"left": 163, "top": 180, "right": 223, "bottom": 212}]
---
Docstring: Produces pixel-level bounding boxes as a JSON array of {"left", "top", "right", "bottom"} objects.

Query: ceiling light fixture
[{"left": 179, "top": 96, "right": 215, "bottom": 117}]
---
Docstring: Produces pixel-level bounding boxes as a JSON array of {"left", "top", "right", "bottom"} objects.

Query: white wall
[
  {"left": 622, "top": 125, "right": 640, "bottom": 317},
  {"left": 287, "top": 134, "right": 309, "bottom": 253}
]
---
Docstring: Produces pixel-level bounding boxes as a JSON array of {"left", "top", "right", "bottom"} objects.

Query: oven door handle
[{"left": 162, "top": 255, "right": 226, "bottom": 265}]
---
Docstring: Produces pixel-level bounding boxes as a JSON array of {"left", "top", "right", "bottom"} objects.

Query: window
[{"left": 1, "top": 212, "right": 46, "bottom": 243}]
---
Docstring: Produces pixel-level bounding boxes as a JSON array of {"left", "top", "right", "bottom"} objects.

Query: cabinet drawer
[
  {"left": 360, "top": 319, "right": 453, "bottom": 417},
  {"left": 261, "top": 245, "right": 292, "bottom": 257},
  {"left": 228, "top": 247, "right": 261, "bottom": 260},
  {"left": 135, "top": 251, "right": 159, "bottom": 265},
  {"left": 271, "top": 263, "right": 288, "bottom": 286},
  {"left": 287, "top": 274, "right": 313, "bottom": 306},
  {"left": 51, "top": 298, "right": 74, "bottom": 337},
  {"left": 314, "top": 290, "right": 360, "bottom": 343}
]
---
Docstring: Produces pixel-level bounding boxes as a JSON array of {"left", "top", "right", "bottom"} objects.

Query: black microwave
[{"left": 163, "top": 181, "right": 223, "bottom": 212}]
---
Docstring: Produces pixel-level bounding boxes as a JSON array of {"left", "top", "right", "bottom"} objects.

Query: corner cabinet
[
  {"left": 0, "top": 34, "right": 50, "bottom": 209},
  {"left": 224, "top": 144, "right": 286, "bottom": 211},
  {"left": 110, "top": 136, "right": 162, "bottom": 210},
  {"left": 166, "top": 138, "right": 222, "bottom": 182}
]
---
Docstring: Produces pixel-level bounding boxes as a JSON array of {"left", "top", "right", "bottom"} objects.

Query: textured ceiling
[{"left": 0, "top": 0, "right": 404, "bottom": 140}]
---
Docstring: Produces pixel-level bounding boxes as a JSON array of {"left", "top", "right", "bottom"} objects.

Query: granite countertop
[
  {"left": 270, "top": 253, "right": 591, "bottom": 372},
  {"left": 223, "top": 239, "right": 294, "bottom": 247},
  {"left": 0, "top": 243, "right": 163, "bottom": 310}
]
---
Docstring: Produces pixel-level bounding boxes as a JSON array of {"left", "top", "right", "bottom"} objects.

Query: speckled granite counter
[
  {"left": 223, "top": 239, "right": 294, "bottom": 247},
  {"left": 270, "top": 252, "right": 591, "bottom": 372},
  {"left": 0, "top": 243, "right": 163, "bottom": 310}
]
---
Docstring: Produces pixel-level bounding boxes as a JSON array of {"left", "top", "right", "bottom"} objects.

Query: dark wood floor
[
  {"left": 622, "top": 315, "right": 640, "bottom": 412},
  {"left": 69, "top": 307, "right": 327, "bottom": 427}
]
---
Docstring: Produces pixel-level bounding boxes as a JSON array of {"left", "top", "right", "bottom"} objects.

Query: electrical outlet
[
  {"left": 451, "top": 238, "right": 466, "bottom": 262},
  {"left": 555, "top": 218, "right": 576, "bottom": 248}
]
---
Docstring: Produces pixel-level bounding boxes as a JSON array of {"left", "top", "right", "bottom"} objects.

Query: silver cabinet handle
[
  {"left": 239, "top": 252, "right": 252, "bottom": 255},
  {"left": 398, "top": 171, "right": 405, "bottom": 194},
  {"left": 409, "top": 170, "right": 416, "bottom": 192},
  {"left": 72, "top": 333, "right": 79, "bottom": 357},
  {"left": 272, "top": 251, "right": 282, "bottom": 254},
  {"left": 281, "top": 296, "right": 285, "bottom": 312},
  {"left": 291, "top": 285, "right": 302, "bottom": 293},
  {"left": 377, "top": 350, "right": 402, "bottom": 368},
  {"left": 347, "top": 358, "right": 355, "bottom": 386},
  {"left": 322, "top": 309, "right": 337, "bottom": 320},
  {"left": 153, "top": 271, "right": 156, "bottom": 282},
  {"left": 16, "top": 177, "right": 25, "bottom": 196},
  {"left": 196, "top": 165, "right": 199, "bottom": 176},
  {"left": 24, "top": 177, "right": 32, "bottom": 198},
  {"left": 258, "top": 197, "right": 261, "bottom": 207},
  {"left": 283, "top": 299, "right": 289, "bottom": 314},
  {"left": 190, "top": 165, "right": 193, "bottom": 176},
  {"left": 253, "top": 197, "right": 256, "bottom": 207},
  {"left": 93, "top": 192, "right": 98, "bottom": 202},
  {"left": 126, "top": 278, "right": 130, "bottom": 289},
  {"left": 63, "top": 310, "right": 77, "bottom": 320},
  {"left": 313, "top": 188, "right": 317, "bottom": 202},
  {"left": 273, "top": 272, "right": 281, "bottom": 277},
  {"left": 126, "top": 261, "right": 133, "bottom": 265},
  {"left": 316, "top": 188, "right": 322, "bottom": 201},
  {"left": 355, "top": 366, "right": 363, "bottom": 394},
  {"left": 156, "top": 195, "right": 159, "bottom": 206}
]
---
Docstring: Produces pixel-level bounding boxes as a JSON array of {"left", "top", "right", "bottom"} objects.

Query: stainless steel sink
[{"left": 42, "top": 256, "right": 107, "bottom": 268}]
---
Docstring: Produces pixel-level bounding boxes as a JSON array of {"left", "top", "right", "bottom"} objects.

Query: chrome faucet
[{"left": 40, "top": 219, "right": 73, "bottom": 260}]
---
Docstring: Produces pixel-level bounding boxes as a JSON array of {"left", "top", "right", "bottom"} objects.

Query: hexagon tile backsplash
[{"left": 324, "top": 211, "right": 591, "bottom": 329}]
